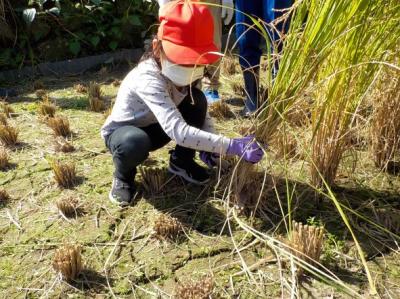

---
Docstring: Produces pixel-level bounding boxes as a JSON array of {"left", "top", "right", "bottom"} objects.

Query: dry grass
[
  {"left": 370, "top": 75, "right": 400, "bottom": 170},
  {"left": 0, "top": 146, "right": 9, "bottom": 170},
  {"left": 175, "top": 276, "right": 214, "bottom": 299},
  {"left": 38, "top": 97, "right": 56, "bottom": 118},
  {"left": 0, "top": 188, "right": 10, "bottom": 204},
  {"left": 221, "top": 56, "right": 238, "bottom": 76},
  {"left": 230, "top": 80, "right": 245, "bottom": 96},
  {"left": 47, "top": 116, "right": 71, "bottom": 137},
  {"left": 88, "top": 82, "right": 105, "bottom": 112},
  {"left": 0, "top": 113, "right": 8, "bottom": 125},
  {"left": 56, "top": 196, "right": 81, "bottom": 218},
  {"left": 50, "top": 160, "right": 77, "bottom": 189},
  {"left": 139, "top": 166, "right": 167, "bottom": 195},
  {"left": 73, "top": 84, "right": 87, "bottom": 94},
  {"left": 209, "top": 101, "right": 233, "bottom": 119},
  {"left": 54, "top": 137, "right": 75, "bottom": 153},
  {"left": 33, "top": 80, "right": 45, "bottom": 90},
  {"left": 1, "top": 101, "right": 14, "bottom": 118},
  {"left": 287, "top": 221, "right": 324, "bottom": 276},
  {"left": 153, "top": 214, "right": 182, "bottom": 240},
  {"left": 35, "top": 89, "right": 47, "bottom": 100},
  {"left": 88, "top": 82, "right": 102, "bottom": 99},
  {"left": 0, "top": 124, "right": 18, "bottom": 146},
  {"left": 52, "top": 244, "right": 83, "bottom": 281},
  {"left": 271, "top": 127, "right": 298, "bottom": 159}
]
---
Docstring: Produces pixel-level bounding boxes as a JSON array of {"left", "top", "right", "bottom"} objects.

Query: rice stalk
[
  {"left": 0, "top": 113, "right": 7, "bottom": 125},
  {"left": 139, "top": 166, "right": 167, "bottom": 195},
  {"left": 0, "top": 101, "right": 14, "bottom": 118},
  {"left": 0, "top": 146, "right": 9, "bottom": 170},
  {"left": 52, "top": 244, "right": 83, "bottom": 281},
  {"left": 47, "top": 116, "right": 71, "bottom": 137},
  {"left": 175, "top": 276, "right": 214, "bottom": 299},
  {"left": 35, "top": 89, "right": 47, "bottom": 100},
  {"left": 370, "top": 71, "right": 400, "bottom": 170},
  {"left": 56, "top": 196, "right": 81, "bottom": 218},
  {"left": 87, "top": 82, "right": 105, "bottom": 112},
  {"left": 208, "top": 100, "right": 233, "bottom": 119},
  {"left": 38, "top": 97, "right": 56, "bottom": 118},
  {"left": 0, "top": 124, "right": 18, "bottom": 146},
  {"left": 49, "top": 159, "right": 77, "bottom": 189},
  {"left": 73, "top": 84, "right": 87, "bottom": 94},
  {"left": 0, "top": 188, "right": 10, "bottom": 204},
  {"left": 221, "top": 55, "right": 238, "bottom": 76},
  {"left": 53, "top": 137, "right": 75, "bottom": 153},
  {"left": 153, "top": 213, "right": 182, "bottom": 240}
]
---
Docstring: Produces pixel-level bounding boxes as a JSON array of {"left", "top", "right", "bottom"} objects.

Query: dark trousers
[{"left": 105, "top": 88, "right": 207, "bottom": 184}]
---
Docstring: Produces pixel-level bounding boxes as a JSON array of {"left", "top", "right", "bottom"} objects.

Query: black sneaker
[
  {"left": 109, "top": 177, "right": 134, "bottom": 206},
  {"left": 168, "top": 151, "right": 210, "bottom": 185}
]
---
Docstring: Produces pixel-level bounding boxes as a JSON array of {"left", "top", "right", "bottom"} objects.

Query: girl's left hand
[{"left": 200, "top": 151, "right": 220, "bottom": 168}]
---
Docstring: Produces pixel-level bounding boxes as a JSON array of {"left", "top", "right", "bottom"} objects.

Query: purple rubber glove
[
  {"left": 200, "top": 151, "right": 220, "bottom": 168},
  {"left": 226, "top": 136, "right": 264, "bottom": 163}
]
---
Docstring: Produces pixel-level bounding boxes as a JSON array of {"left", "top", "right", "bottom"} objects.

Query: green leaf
[
  {"left": 128, "top": 15, "right": 141, "bottom": 26},
  {"left": 108, "top": 41, "right": 118, "bottom": 51},
  {"left": 89, "top": 35, "right": 100, "bottom": 48},
  {"left": 69, "top": 40, "right": 81, "bottom": 56}
]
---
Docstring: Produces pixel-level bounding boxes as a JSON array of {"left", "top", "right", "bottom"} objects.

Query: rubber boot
[{"left": 242, "top": 67, "right": 259, "bottom": 116}]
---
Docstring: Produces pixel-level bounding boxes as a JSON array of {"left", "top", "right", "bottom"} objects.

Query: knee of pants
[
  {"left": 180, "top": 88, "right": 207, "bottom": 128},
  {"left": 113, "top": 129, "right": 151, "bottom": 165}
]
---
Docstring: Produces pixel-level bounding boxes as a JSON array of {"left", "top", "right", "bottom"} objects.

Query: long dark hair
[{"left": 139, "top": 36, "right": 162, "bottom": 69}]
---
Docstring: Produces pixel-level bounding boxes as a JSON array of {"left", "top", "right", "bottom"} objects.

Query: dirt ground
[{"left": 0, "top": 63, "right": 399, "bottom": 298}]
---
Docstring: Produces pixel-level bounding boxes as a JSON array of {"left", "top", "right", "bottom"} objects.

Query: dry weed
[
  {"left": 0, "top": 124, "right": 18, "bottom": 146},
  {"left": 1, "top": 101, "right": 14, "bottom": 118},
  {"left": 47, "top": 116, "right": 71, "bottom": 137},
  {"left": 38, "top": 98, "right": 56, "bottom": 118},
  {"left": 0, "top": 188, "right": 10, "bottom": 204},
  {"left": 287, "top": 221, "right": 324, "bottom": 276},
  {"left": 35, "top": 89, "right": 47, "bottom": 100},
  {"left": 88, "top": 82, "right": 102, "bottom": 99},
  {"left": 50, "top": 159, "right": 77, "bottom": 188},
  {"left": 221, "top": 56, "right": 238, "bottom": 76},
  {"left": 56, "top": 196, "right": 81, "bottom": 218},
  {"left": 231, "top": 80, "right": 245, "bottom": 96},
  {"left": 53, "top": 244, "right": 83, "bottom": 281},
  {"left": 139, "top": 166, "right": 167, "bottom": 195},
  {"left": 0, "top": 113, "right": 8, "bottom": 125},
  {"left": 88, "top": 82, "right": 105, "bottom": 112},
  {"left": 89, "top": 97, "right": 105, "bottom": 112},
  {"left": 0, "top": 146, "right": 9, "bottom": 170},
  {"left": 175, "top": 276, "right": 214, "bottom": 299},
  {"left": 153, "top": 214, "right": 182, "bottom": 240},
  {"left": 209, "top": 101, "right": 233, "bottom": 119},
  {"left": 73, "top": 84, "right": 87, "bottom": 94},
  {"left": 54, "top": 137, "right": 75, "bottom": 153}
]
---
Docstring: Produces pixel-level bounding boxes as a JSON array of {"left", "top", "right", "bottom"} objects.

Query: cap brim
[{"left": 162, "top": 40, "right": 221, "bottom": 65}]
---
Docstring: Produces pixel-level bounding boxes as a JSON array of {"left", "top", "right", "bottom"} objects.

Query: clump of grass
[
  {"left": 54, "top": 137, "right": 75, "bottom": 153},
  {"left": 88, "top": 82, "right": 105, "bottom": 112},
  {"left": 53, "top": 244, "right": 83, "bottom": 281},
  {"left": 38, "top": 97, "right": 56, "bottom": 118},
  {"left": 287, "top": 221, "right": 324, "bottom": 276},
  {"left": 0, "top": 147, "right": 10, "bottom": 170},
  {"left": 209, "top": 101, "right": 233, "bottom": 119},
  {"left": 0, "top": 124, "right": 19, "bottom": 146},
  {"left": 33, "top": 80, "right": 45, "bottom": 90},
  {"left": 50, "top": 159, "right": 77, "bottom": 188},
  {"left": 73, "top": 84, "right": 87, "bottom": 94},
  {"left": 153, "top": 214, "right": 182, "bottom": 240},
  {"left": 238, "top": 123, "right": 256, "bottom": 136},
  {"left": 370, "top": 74, "right": 400, "bottom": 171},
  {"left": 139, "top": 166, "right": 167, "bottom": 195},
  {"left": 0, "top": 102, "right": 14, "bottom": 118},
  {"left": 230, "top": 80, "right": 245, "bottom": 96},
  {"left": 271, "top": 127, "right": 297, "bottom": 159},
  {"left": 175, "top": 276, "right": 214, "bottom": 299},
  {"left": 221, "top": 56, "right": 238, "bottom": 76},
  {"left": 56, "top": 196, "right": 81, "bottom": 218},
  {"left": 0, "top": 113, "right": 7, "bottom": 125},
  {"left": 35, "top": 89, "right": 47, "bottom": 100},
  {"left": 0, "top": 188, "right": 10, "bottom": 205},
  {"left": 47, "top": 116, "right": 71, "bottom": 137}
]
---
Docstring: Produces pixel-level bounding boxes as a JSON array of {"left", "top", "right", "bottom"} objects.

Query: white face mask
[{"left": 161, "top": 58, "right": 205, "bottom": 87}]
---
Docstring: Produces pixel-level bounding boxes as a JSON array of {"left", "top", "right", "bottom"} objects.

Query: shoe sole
[
  {"left": 168, "top": 166, "right": 210, "bottom": 185},
  {"left": 109, "top": 190, "right": 131, "bottom": 207}
]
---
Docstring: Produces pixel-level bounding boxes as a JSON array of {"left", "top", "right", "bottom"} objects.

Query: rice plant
[
  {"left": 50, "top": 159, "right": 77, "bottom": 188},
  {"left": 0, "top": 113, "right": 7, "bottom": 125},
  {"left": 47, "top": 116, "right": 71, "bottom": 137},
  {"left": 35, "top": 89, "right": 47, "bottom": 100},
  {"left": 208, "top": 100, "right": 233, "bottom": 119},
  {"left": 175, "top": 276, "right": 214, "bottom": 299},
  {"left": 0, "top": 101, "right": 14, "bottom": 118},
  {"left": 88, "top": 82, "right": 105, "bottom": 112},
  {"left": 0, "top": 146, "right": 9, "bottom": 170},
  {"left": 52, "top": 244, "right": 83, "bottom": 281},
  {"left": 0, "top": 124, "right": 18, "bottom": 146},
  {"left": 54, "top": 137, "right": 75, "bottom": 153},
  {"left": 73, "top": 83, "right": 87, "bottom": 94},
  {"left": 0, "top": 188, "right": 10, "bottom": 204},
  {"left": 139, "top": 166, "right": 167, "bottom": 195},
  {"left": 56, "top": 196, "right": 81, "bottom": 218},
  {"left": 153, "top": 213, "right": 182, "bottom": 240},
  {"left": 38, "top": 97, "right": 56, "bottom": 118}
]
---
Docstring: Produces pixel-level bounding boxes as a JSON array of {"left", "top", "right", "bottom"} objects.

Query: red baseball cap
[{"left": 158, "top": 0, "right": 220, "bottom": 65}]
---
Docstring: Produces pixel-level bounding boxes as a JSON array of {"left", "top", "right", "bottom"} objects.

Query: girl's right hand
[{"left": 226, "top": 136, "right": 264, "bottom": 163}]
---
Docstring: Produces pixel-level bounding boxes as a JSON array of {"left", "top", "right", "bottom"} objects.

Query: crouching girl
[{"left": 101, "top": 0, "right": 264, "bottom": 206}]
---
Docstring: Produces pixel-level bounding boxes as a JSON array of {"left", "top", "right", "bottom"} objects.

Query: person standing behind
[
  {"left": 157, "top": 0, "right": 234, "bottom": 103},
  {"left": 235, "top": 0, "right": 293, "bottom": 115}
]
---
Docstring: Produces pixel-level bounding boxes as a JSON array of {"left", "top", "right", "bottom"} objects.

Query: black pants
[{"left": 105, "top": 88, "right": 207, "bottom": 184}]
